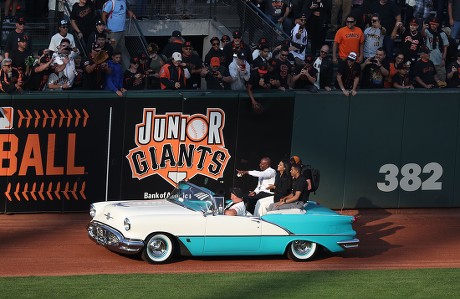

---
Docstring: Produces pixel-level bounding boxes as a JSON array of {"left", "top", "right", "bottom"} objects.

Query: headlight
[
  {"left": 89, "top": 204, "right": 96, "bottom": 218},
  {"left": 124, "top": 218, "right": 131, "bottom": 231}
]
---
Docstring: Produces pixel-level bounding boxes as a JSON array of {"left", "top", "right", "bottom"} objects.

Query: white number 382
[{"left": 377, "top": 163, "right": 443, "bottom": 192}]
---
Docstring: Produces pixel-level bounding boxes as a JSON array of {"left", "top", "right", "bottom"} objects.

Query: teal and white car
[{"left": 87, "top": 181, "right": 358, "bottom": 264}]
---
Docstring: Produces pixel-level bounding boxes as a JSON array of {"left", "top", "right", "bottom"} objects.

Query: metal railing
[
  {"left": 125, "top": 18, "right": 149, "bottom": 59},
  {"left": 63, "top": 1, "right": 88, "bottom": 59}
]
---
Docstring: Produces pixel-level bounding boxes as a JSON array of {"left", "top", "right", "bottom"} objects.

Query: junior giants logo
[{"left": 126, "top": 108, "right": 231, "bottom": 186}]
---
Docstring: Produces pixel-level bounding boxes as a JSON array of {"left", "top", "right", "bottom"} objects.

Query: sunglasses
[
  {"left": 372, "top": 19, "right": 379, "bottom": 22},
  {"left": 3, "top": 64, "right": 12, "bottom": 67},
  {"left": 60, "top": 25, "right": 68, "bottom": 28},
  {"left": 346, "top": 20, "right": 355, "bottom": 23}
]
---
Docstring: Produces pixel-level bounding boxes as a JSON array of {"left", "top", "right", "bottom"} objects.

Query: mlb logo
[{"left": 0, "top": 107, "right": 14, "bottom": 129}]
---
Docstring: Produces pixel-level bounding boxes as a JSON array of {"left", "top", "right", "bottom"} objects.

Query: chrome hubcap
[
  {"left": 293, "top": 241, "right": 310, "bottom": 255},
  {"left": 149, "top": 239, "right": 166, "bottom": 258}
]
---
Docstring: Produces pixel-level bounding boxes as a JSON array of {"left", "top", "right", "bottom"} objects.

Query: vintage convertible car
[{"left": 87, "top": 181, "right": 358, "bottom": 263}]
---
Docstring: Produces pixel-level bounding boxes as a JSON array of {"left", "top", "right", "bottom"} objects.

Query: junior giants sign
[{"left": 126, "top": 108, "right": 231, "bottom": 187}]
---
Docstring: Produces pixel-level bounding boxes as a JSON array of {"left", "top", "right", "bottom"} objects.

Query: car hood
[{"left": 93, "top": 199, "right": 196, "bottom": 221}]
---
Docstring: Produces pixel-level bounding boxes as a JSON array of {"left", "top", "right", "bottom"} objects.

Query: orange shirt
[
  {"left": 385, "top": 62, "right": 397, "bottom": 88},
  {"left": 334, "top": 26, "right": 364, "bottom": 60}
]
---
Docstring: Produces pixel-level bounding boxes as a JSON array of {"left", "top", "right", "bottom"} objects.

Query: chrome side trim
[
  {"left": 337, "top": 238, "right": 360, "bottom": 249},
  {"left": 87, "top": 221, "right": 144, "bottom": 254}
]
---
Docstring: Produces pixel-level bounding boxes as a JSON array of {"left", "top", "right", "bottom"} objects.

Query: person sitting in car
[
  {"left": 267, "top": 164, "right": 308, "bottom": 212},
  {"left": 225, "top": 187, "right": 247, "bottom": 216}
]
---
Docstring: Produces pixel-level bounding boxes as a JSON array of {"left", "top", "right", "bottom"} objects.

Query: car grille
[{"left": 88, "top": 223, "right": 120, "bottom": 246}]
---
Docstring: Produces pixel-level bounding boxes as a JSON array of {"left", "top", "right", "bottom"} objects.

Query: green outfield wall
[
  {"left": 292, "top": 90, "right": 460, "bottom": 209},
  {"left": 1, "top": 90, "right": 459, "bottom": 212}
]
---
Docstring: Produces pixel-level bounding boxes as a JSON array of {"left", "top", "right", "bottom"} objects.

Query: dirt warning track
[{"left": 1, "top": 208, "right": 459, "bottom": 277}]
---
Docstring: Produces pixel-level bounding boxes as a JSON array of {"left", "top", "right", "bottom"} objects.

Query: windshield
[{"left": 167, "top": 182, "right": 216, "bottom": 212}]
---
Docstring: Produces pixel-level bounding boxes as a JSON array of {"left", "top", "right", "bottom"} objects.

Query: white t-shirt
[
  {"left": 227, "top": 201, "right": 246, "bottom": 216},
  {"left": 49, "top": 33, "right": 76, "bottom": 51},
  {"left": 290, "top": 24, "right": 308, "bottom": 61}
]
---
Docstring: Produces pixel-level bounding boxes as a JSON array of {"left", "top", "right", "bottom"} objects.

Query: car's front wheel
[
  {"left": 142, "top": 233, "right": 175, "bottom": 264},
  {"left": 287, "top": 240, "right": 317, "bottom": 261}
]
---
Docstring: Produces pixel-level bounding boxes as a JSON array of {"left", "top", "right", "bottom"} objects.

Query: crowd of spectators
[{"left": 1, "top": 0, "right": 459, "bottom": 97}]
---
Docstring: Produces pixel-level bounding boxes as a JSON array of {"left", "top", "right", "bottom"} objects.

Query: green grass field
[{"left": 1, "top": 268, "right": 459, "bottom": 298}]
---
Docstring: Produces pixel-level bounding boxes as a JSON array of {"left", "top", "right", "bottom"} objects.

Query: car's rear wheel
[
  {"left": 142, "top": 233, "right": 175, "bottom": 264},
  {"left": 287, "top": 240, "right": 317, "bottom": 261}
]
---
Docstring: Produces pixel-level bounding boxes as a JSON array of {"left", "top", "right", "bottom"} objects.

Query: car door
[{"left": 203, "top": 216, "right": 262, "bottom": 253}]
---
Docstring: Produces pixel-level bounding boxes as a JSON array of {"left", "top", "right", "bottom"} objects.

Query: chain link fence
[{"left": 213, "top": 1, "right": 289, "bottom": 49}]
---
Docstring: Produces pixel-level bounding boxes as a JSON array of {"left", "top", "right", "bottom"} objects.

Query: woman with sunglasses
[{"left": 204, "top": 36, "right": 224, "bottom": 66}]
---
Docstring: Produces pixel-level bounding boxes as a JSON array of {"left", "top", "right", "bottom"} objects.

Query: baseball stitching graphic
[{"left": 187, "top": 118, "right": 207, "bottom": 141}]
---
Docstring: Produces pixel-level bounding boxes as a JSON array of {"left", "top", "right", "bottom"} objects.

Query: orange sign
[{"left": 126, "top": 108, "right": 231, "bottom": 187}]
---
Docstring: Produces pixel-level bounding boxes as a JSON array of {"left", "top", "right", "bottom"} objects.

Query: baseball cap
[
  {"left": 233, "top": 30, "right": 242, "bottom": 38},
  {"left": 419, "top": 45, "right": 431, "bottom": 54},
  {"left": 58, "top": 19, "right": 69, "bottom": 27},
  {"left": 172, "top": 52, "right": 182, "bottom": 62},
  {"left": 210, "top": 57, "right": 220, "bottom": 67},
  {"left": 95, "top": 19, "right": 105, "bottom": 26},
  {"left": 17, "top": 35, "right": 29, "bottom": 42},
  {"left": 258, "top": 65, "right": 268, "bottom": 74},
  {"left": 347, "top": 52, "right": 357, "bottom": 61},
  {"left": 16, "top": 17, "right": 26, "bottom": 24},
  {"left": 409, "top": 18, "right": 418, "bottom": 25},
  {"left": 229, "top": 187, "right": 244, "bottom": 198},
  {"left": 305, "top": 55, "right": 314, "bottom": 64},
  {"left": 237, "top": 49, "right": 246, "bottom": 60},
  {"left": 172, "top": 30, "right": 182, "bottom": 37},
  {"left": 429, "top": 17, "right": 440, "bottom": 24},
  {"left": 183, "top": 41, "right": 192, "bottom": 48}
]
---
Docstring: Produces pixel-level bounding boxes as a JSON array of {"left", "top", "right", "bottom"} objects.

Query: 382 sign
[{"left": 377, "top": 162, "right": 443, "bottom": 192}]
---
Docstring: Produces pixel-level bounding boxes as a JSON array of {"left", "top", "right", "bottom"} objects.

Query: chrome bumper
[
  {"left": 337, "top": 238, "right": 359, "bottom": 249},
  {"left": 87, "top": 221, "right": 144, "bottom": 254}
]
